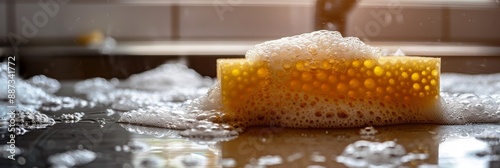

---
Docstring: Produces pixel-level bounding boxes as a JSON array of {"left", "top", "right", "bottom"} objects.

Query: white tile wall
[
  {"left": 449, "top": 8, "right": 500, "bottom": 42},
  {"left": 15, "top": 2, "right": 172, "bottom": 40},
  {"left": 179, "top": 6, "right": 315, "bottom": 39},
  {"left": 346, "top": 7, "right": 442, "bottom": 42}
]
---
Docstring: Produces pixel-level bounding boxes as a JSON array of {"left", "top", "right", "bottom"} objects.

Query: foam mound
[{"left": 246, "top": 30, "right": 381, "bottom": 69}]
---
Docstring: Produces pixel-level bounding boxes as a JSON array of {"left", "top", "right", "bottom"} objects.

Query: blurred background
[{"left": 0, "top": 0, "right": 499, "bottom": 79}]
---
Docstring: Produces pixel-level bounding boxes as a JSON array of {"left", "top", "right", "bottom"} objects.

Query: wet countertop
[{"left": 1, "top": 81, "right": 500, "bottom": 168}]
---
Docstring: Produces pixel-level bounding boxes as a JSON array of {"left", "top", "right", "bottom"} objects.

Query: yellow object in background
[
  {"left": 76, "top": 30, "right": 104, "bottom": 46},
  {"left": 217, "top": 56, "right": 441, "bottom": 128}
]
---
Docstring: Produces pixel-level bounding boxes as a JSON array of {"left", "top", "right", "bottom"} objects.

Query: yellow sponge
[
  {"left": 216, "top": 30, "right": 441, "bottom": 128},
  {"left": 217, "top": 56, "right": 440, "bottom": 128}
]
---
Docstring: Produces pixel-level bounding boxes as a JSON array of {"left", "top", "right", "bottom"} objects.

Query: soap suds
[
  {"left": 126, "top": 63, "right": 212, "bottom": 90},
  {"left": 119, "top": 105, "right": 199, "bottom": 130},
  {"left": 441, "top": 73, "right": 500, "bottom": 95},
  {"left": 359, "top": 126, "right": 378, "bottom": 136},
  {"left": 309, "top": 152, "right": 326, "bottom": 162},
  {"left": 439, "top": 92, "right": 500, "bottom": 124},
  {"left": 93, "top": 62, "right": 238, "bottom": 140},
  {"left": 250, "top": 155, "right": 283, "bottom": 166},
  {"left": 120, "top": 124, "right": 182, "bottom": 138},
  {"left": 246, "top": 30, "right": 381, "bottom": 69},
  {"left": 0, "top": 63, "right": 92, "bottom": 114},
  {"left": 74, "top": 77, "right": 119, "bottom": 94},
  {"left": 118, "top": 105, "right": 238, "bottom": 142},
  {"left": 26, "top": 75, "right": 61, "bottom": 94},
  {"left": 336, "top": 140, "right": 428, "bottom": 167},
  {"left": 75, "top": 63, "right": 212, "bottom": 111},
  {"left": 6, "top": 109, "right": 56, "bottom": 135},
  {"left": 59, "top": 112, "right": 85, "bottom": 123},
  {"left": 47, "top": 149, "right": 96, "bottom": 168}
]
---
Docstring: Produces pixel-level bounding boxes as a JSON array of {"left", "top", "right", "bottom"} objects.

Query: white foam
[
  {"left": 48, "top": 149, "right": 96, "bottom": 168},
  {"left": 0, "top": 63, "right": 92, "bottom": 114},
  {"left": 119, "top": 124, "right": 181, "bottom": 138},
  {"left": 336, "top": 140, "right": 427, "bottom": 167},
  {"left": 178, "top": 120, "right": 239, "bottom": 142},
  {"left": 245, "top": 30, "right": 381, "bottom": 69},
  {"left": 60, "top": 112, "right": 85, "bottom": 123},
  {"left": 8, "top": 109, "right": 56, "bottom": 135},
  {"left": 125, "top": 63, "right": 212, "bottom": 90},
  {"left": 91, "top": 61, "right": 239, "bottom": 140},
  {"left": 118, "top": 105, "right": 237, "bottom": 142},
  {"left": 75, "top": 63, "right": 212, "bottom": 111},
  {"left": 255, "top": 155, "right": 283, "bottom": 166},
  {"left": 74, "top": 77, "right": 118, "bottom": 94},
  {"left": 309, "top": 152, "right": 326, "bottom": 162},
  {"left": 441, "top": 73, "right": 500, "bottom": 94},
  {"left": 439, "top": 92, "right": 500, "bottom": 124},
  {"left": 436, "top": 124, "right": 500, "bottom": 142},
  {"left": 359, "top": 126, "right": 378, "bottom": 136},
  {"left": 189, "top": 81, "right": 222, "bottom": 111},
  {"left": 119, "top": 105, "right": 197, "bottom": 129},
  {"left": 26, "top": 75, "right": 61, "bottom": 94}
]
